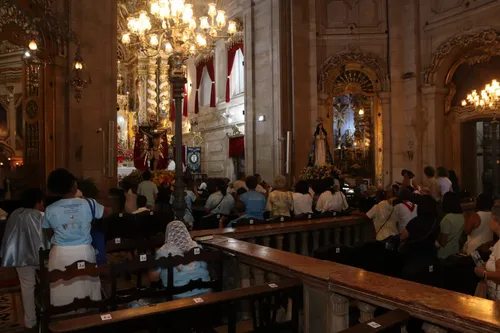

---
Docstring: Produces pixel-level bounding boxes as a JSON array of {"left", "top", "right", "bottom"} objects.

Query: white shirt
[
  {"left": 315, "top": 191, "right": 348, "bottom": 213},
  {"left": 394, "top": 201, "right": 418, "bottom": 233},
  {"left": 167, "top": 160, "right": 176, "bottom": 171},
  {"left": 292, "top": 193, "right": 313, "bottom": 215},
  {"left": 437, "top": 177, "right": 452, "bottom": 197},
  {"left": 256, "top": 184, "right": 267, "bottom": 194},
  {"left": 486, "top": 240, "right": 500, "bottom": 300}
]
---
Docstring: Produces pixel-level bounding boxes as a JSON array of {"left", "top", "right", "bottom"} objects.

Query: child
[{"left": 137, "top": 171, "right": 158, "bottom": 209}]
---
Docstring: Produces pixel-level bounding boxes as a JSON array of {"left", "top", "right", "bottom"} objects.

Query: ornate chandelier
[
  {"left": 462, "top": 79, "right": 500, "bottom": 120},
  {"left": 120, "top": 1, "right": 240, "bottom": 73}
]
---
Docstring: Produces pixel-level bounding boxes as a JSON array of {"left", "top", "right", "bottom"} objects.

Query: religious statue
[
  {"left": 133, "top": 124, "right": 169, "bottom": 171},
  {"left": 308, "top": 121, "right": 333, "bottom": 166}
]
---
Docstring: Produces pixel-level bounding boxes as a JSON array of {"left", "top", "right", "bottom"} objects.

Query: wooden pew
[
  {"left": 339, "top": 309, "right": 411, "bottom": 333},
  {"left": 48, "top": 279, "right": 302, "bottom": 333}
]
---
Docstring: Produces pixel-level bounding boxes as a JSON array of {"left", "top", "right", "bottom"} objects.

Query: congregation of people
[{"left": 3, "top": 165, "right": 500, "bottom": 332}]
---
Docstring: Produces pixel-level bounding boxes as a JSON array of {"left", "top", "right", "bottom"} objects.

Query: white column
[
  {"left": 331, "top": 293, "right": 349, "bottom": 333},
  {"left": 358, "top": 302, "right": 377, "bottom": 323}
]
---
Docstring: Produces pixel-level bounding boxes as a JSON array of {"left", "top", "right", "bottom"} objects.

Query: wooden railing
[
  {"left": 203, "top": 235, "right": 500, "bottom": 333},
  {"left": 190, "top": 215, "right": 373, "bottom": 256}
]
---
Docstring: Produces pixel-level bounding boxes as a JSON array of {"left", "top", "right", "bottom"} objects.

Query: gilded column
[
  {"left": 146, "top": 57, "right": 158, "bottom": 121},
  {"left": 159, "top": 56, "right": 172, "bottom": 129},
  {"left": 137, "top": 56, "right": 148, "bottom": 125}
]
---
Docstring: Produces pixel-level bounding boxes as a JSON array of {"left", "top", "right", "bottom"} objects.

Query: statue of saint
[{"left": 308, "top": 121, "right": 333, "bottom": 166}]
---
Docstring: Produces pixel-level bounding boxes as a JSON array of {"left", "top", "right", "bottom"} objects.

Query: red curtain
[
  {"left": 194, "top": 62, "right": 204, "bottom": 114},
  {"left": 183, "top": 84, "right": 188, "bottom": 117},
  {"left": 226, "top": 42, "right": 244, "bottom": 103},
  {"left": 206, "top": 57, "right": 216, "bottom": 107},
  {"left": 229, "top": 136, "right": 245, "bottom": 158}
]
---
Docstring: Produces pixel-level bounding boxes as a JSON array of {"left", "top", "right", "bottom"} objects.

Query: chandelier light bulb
[
  {"left": 216, "top": 10, "right": 226, "bottom": 28},
  {"left": 188, "top": 18, "right": 197, "bottom": 31},
  {"left": 121, "top": 33, "right": 131, "bottom": 44},
  {"left": 159, "top": 6, "right": 170, "bottom": 19},
  {"left": 196, "top": 34, "right": 207, "bottom": 47},
  {"left": 74, "top": 61, "right": 83, "bottom": 70},
  {"left": 227, "top": 20, "right": 237, "bottom": 35},
  {"left": 151, "top": 1, "right": 160, "bottom": 15},
  {"left": 182, "top": 4, "right": 193, "bottom": 22},
  {"left": 199, "top": 16, "right": 209, "bottom": 30},
  {"left": 171, "top": 0, "right": 185, "bottom": 17},
  {"left": 208, "top": 3, "right": 217, "bottom": 18},
  {"left": 28, "top": 40, "right": 37, "bottom": 51},
  {"left": 150, "top": 34, "right": 159, "bottom": 46},
  {"left": 165, "top": 42, "right": 173, "bottom": 53},
  {"left": 209, "top": 28, "right": 217, "bottom": 37}
]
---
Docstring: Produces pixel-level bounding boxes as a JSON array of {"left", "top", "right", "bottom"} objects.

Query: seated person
[
  {"left": 228, "top": 200, "right": 249, "bottom": 227},
  {"left": 266, "top": 175, "right": 293, "bottom": 218},
  {"left": 315, "top": 177, "right": 348, "bottom": 213},
  {"left": 204, "top": 178, "right": 235, "bottom": 216},
  {"left": 292, "top": 180, "right": 313, "bottom": 216},
  {"left": 365, "top": 188, "right": 398, "bottom": 241},
  {"left": 240, "top": 176, "right": 266, "bottom": 220},
  {"left": 149, "top": 221, "right": 211, "bottom": 300},
  {"left": 464, "top": 193, "right": 494, "bottom": 255},
  {"left": 132, "top": 195, "right": 149, "bottom": 214},
  {"left": 170, "top": 179, "right": 198, "bottom": 229},
  {"left": 436, "top": 192, "right": 464, "bottom": 260}
]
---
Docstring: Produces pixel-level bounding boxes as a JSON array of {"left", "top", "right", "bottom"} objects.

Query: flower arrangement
[
  {"left": 117, "top": 143, "right": 134, "bottom": 162},
  {"left": 121, "top": 169, "right": 175, "bottom": 188},
  {"left": 299, "top": 165, "right": 338, "bottom": 180}
]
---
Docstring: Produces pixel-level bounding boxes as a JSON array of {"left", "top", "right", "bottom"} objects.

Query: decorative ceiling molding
[
  {"left": 318, "top": 51, "right": 389, "bottom": 98},
  {"left": 425, "top": 29, "right": 500, "bottom": 85}
]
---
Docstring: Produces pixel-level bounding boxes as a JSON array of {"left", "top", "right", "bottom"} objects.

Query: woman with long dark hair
[
  {"left": 308, "top": 121, "right": 333, "bottom": 166},
  {"left": 436, "top": 192, "right": 464, "bottom": 259}
]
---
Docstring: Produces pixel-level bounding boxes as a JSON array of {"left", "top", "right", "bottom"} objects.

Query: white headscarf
[{"left": 159, "top": 220, "right": 199, "bottom": 257}]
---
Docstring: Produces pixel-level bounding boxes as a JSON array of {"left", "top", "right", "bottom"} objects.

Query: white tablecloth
[{"left": 118, "top": 167, "right": 136, "bottom": 177}]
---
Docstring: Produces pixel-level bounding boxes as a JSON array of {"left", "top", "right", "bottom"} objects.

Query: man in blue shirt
[{"left": 239, "top": 176, "right": 266, "bottom": 220}]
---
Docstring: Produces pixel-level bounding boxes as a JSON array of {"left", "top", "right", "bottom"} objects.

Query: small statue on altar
[{"left": 308, "top": 120, "right": 333, "bottom": 166}]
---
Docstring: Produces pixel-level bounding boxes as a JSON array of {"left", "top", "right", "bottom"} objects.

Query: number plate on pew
[
  {"left": 140, "top": 254, "right": 147, "bottom": 262},
  {"left": 194, "top": 248, "right": 200, "bottom": 255},
  {"left": 77, "top": 262, "right": 85, "bottom": 270},
  {"left": 249, "top": 219, "right": 254, "bottom": 224},
  {"left": 268, "top": 283, "right": 278, "bottom": 288},
  {"left": 114, "top": 238, "right": 121, "bottom": 244},
  {"left": 101, "top": 314, "right": 112, "bottom": 321},
  {"left": 367, "top": 321, "right": 381, "bottom": 328},
  {"left": 335, "top": 248, "right": 340, "bottom": 254},
  {"left": 280, "top": 217, "right": 284, "bottom": 222},
  {"left": 193, "top": 298, "right": 204, "bottom": 303},
  {"left": 308, "top": 214, "right": 311, "bottom": 219}
]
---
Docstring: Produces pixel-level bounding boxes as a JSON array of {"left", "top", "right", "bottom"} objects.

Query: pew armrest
[{"left": 48, "top": 278, "right": 302, "bottom": 333}]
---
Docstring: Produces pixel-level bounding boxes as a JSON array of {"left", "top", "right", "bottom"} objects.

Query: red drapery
[
  {"left": 226, "top": 42, "right": 244, "bottom": 103},
  {"left": 229, "top": 136, "right": 245, "bottom": 158},
  {"left": 194, "top": 62, "right": 205, "bottom": 114},
  {"left": 206, "top": 57, "right": 216, "bottom": 108}
]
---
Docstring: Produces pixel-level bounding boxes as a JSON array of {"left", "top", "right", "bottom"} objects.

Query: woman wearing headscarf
[
  {"left": 266, "top": 175, "right": 293, "bottom": 217},
  {"left": 149, "top": 221, "right": 211, "bottom": 299}
]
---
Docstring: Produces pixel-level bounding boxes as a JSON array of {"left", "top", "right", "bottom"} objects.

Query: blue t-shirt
[
  {"left": 42, "top": 198, "right": 104, "bottom": 246},
  {"left": 240, "top": 190, "right": 266, "bottom": 220},
  {"left": 227, "top": 214, "right": 249, "bottom": 228}
]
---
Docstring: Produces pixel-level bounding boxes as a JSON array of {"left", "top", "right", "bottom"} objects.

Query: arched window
[
  {"left": 230, "top": 49, "right": 244, "bottom": 97},
  {"left": 200, "top": 66, "right": 212, "bottom": 106}
]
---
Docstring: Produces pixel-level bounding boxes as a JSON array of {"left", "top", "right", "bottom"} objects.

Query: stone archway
[
  {"left": 423, "top": 29, "right": 500, "bottom": 191},
  {"left": 318, "top": 51, "right": 389, "bottom": 185}
]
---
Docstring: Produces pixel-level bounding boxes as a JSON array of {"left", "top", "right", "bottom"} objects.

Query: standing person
[
  {"left": 394, "top": 188, "right": 418, "bottom": 234},
  {"left": 123, "top": 181, "right": 137, "bottom": 214},
  {"left": 204, "top": 178, "right": 234, "bottom": 216},
  {"left": 170, "top": 178, "right": 199, "bottom": 229},
  {"left": 0, "top": 189, "right": 48, "bottom": 331},
  {"left": 436, "top": 167, "right": 452, "bottom": 199},
  {"left": 42, "top": 168, "right": 104, "bottom": 306},
  {"left": 137, "top": 171, "right": 158, "bottom": 210},
  {"left": 365, "top": 188, "right": 398, "bottom": 241},
  {"left": 266, "top": 175, "right": 293, "bottom": 217},
  {"left": 240, "top": 176, "right": 266, "bottom": 220},
  {"left": 422, "top": 166, "right": 440, "bottom": 201},
  {"left": 436, "top": 192, "right": 465, "bottom": 259},
  {"left": 464, "top": 193, "right": 494, "bottom": 255}
]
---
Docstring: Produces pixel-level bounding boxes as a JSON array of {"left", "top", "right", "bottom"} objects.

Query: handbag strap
[
  {"left": 85, "top": 198, "right": 96, "bottom": 223},
  {"left": 376, "top": 205, "right": 394, "bottom": 237}
]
